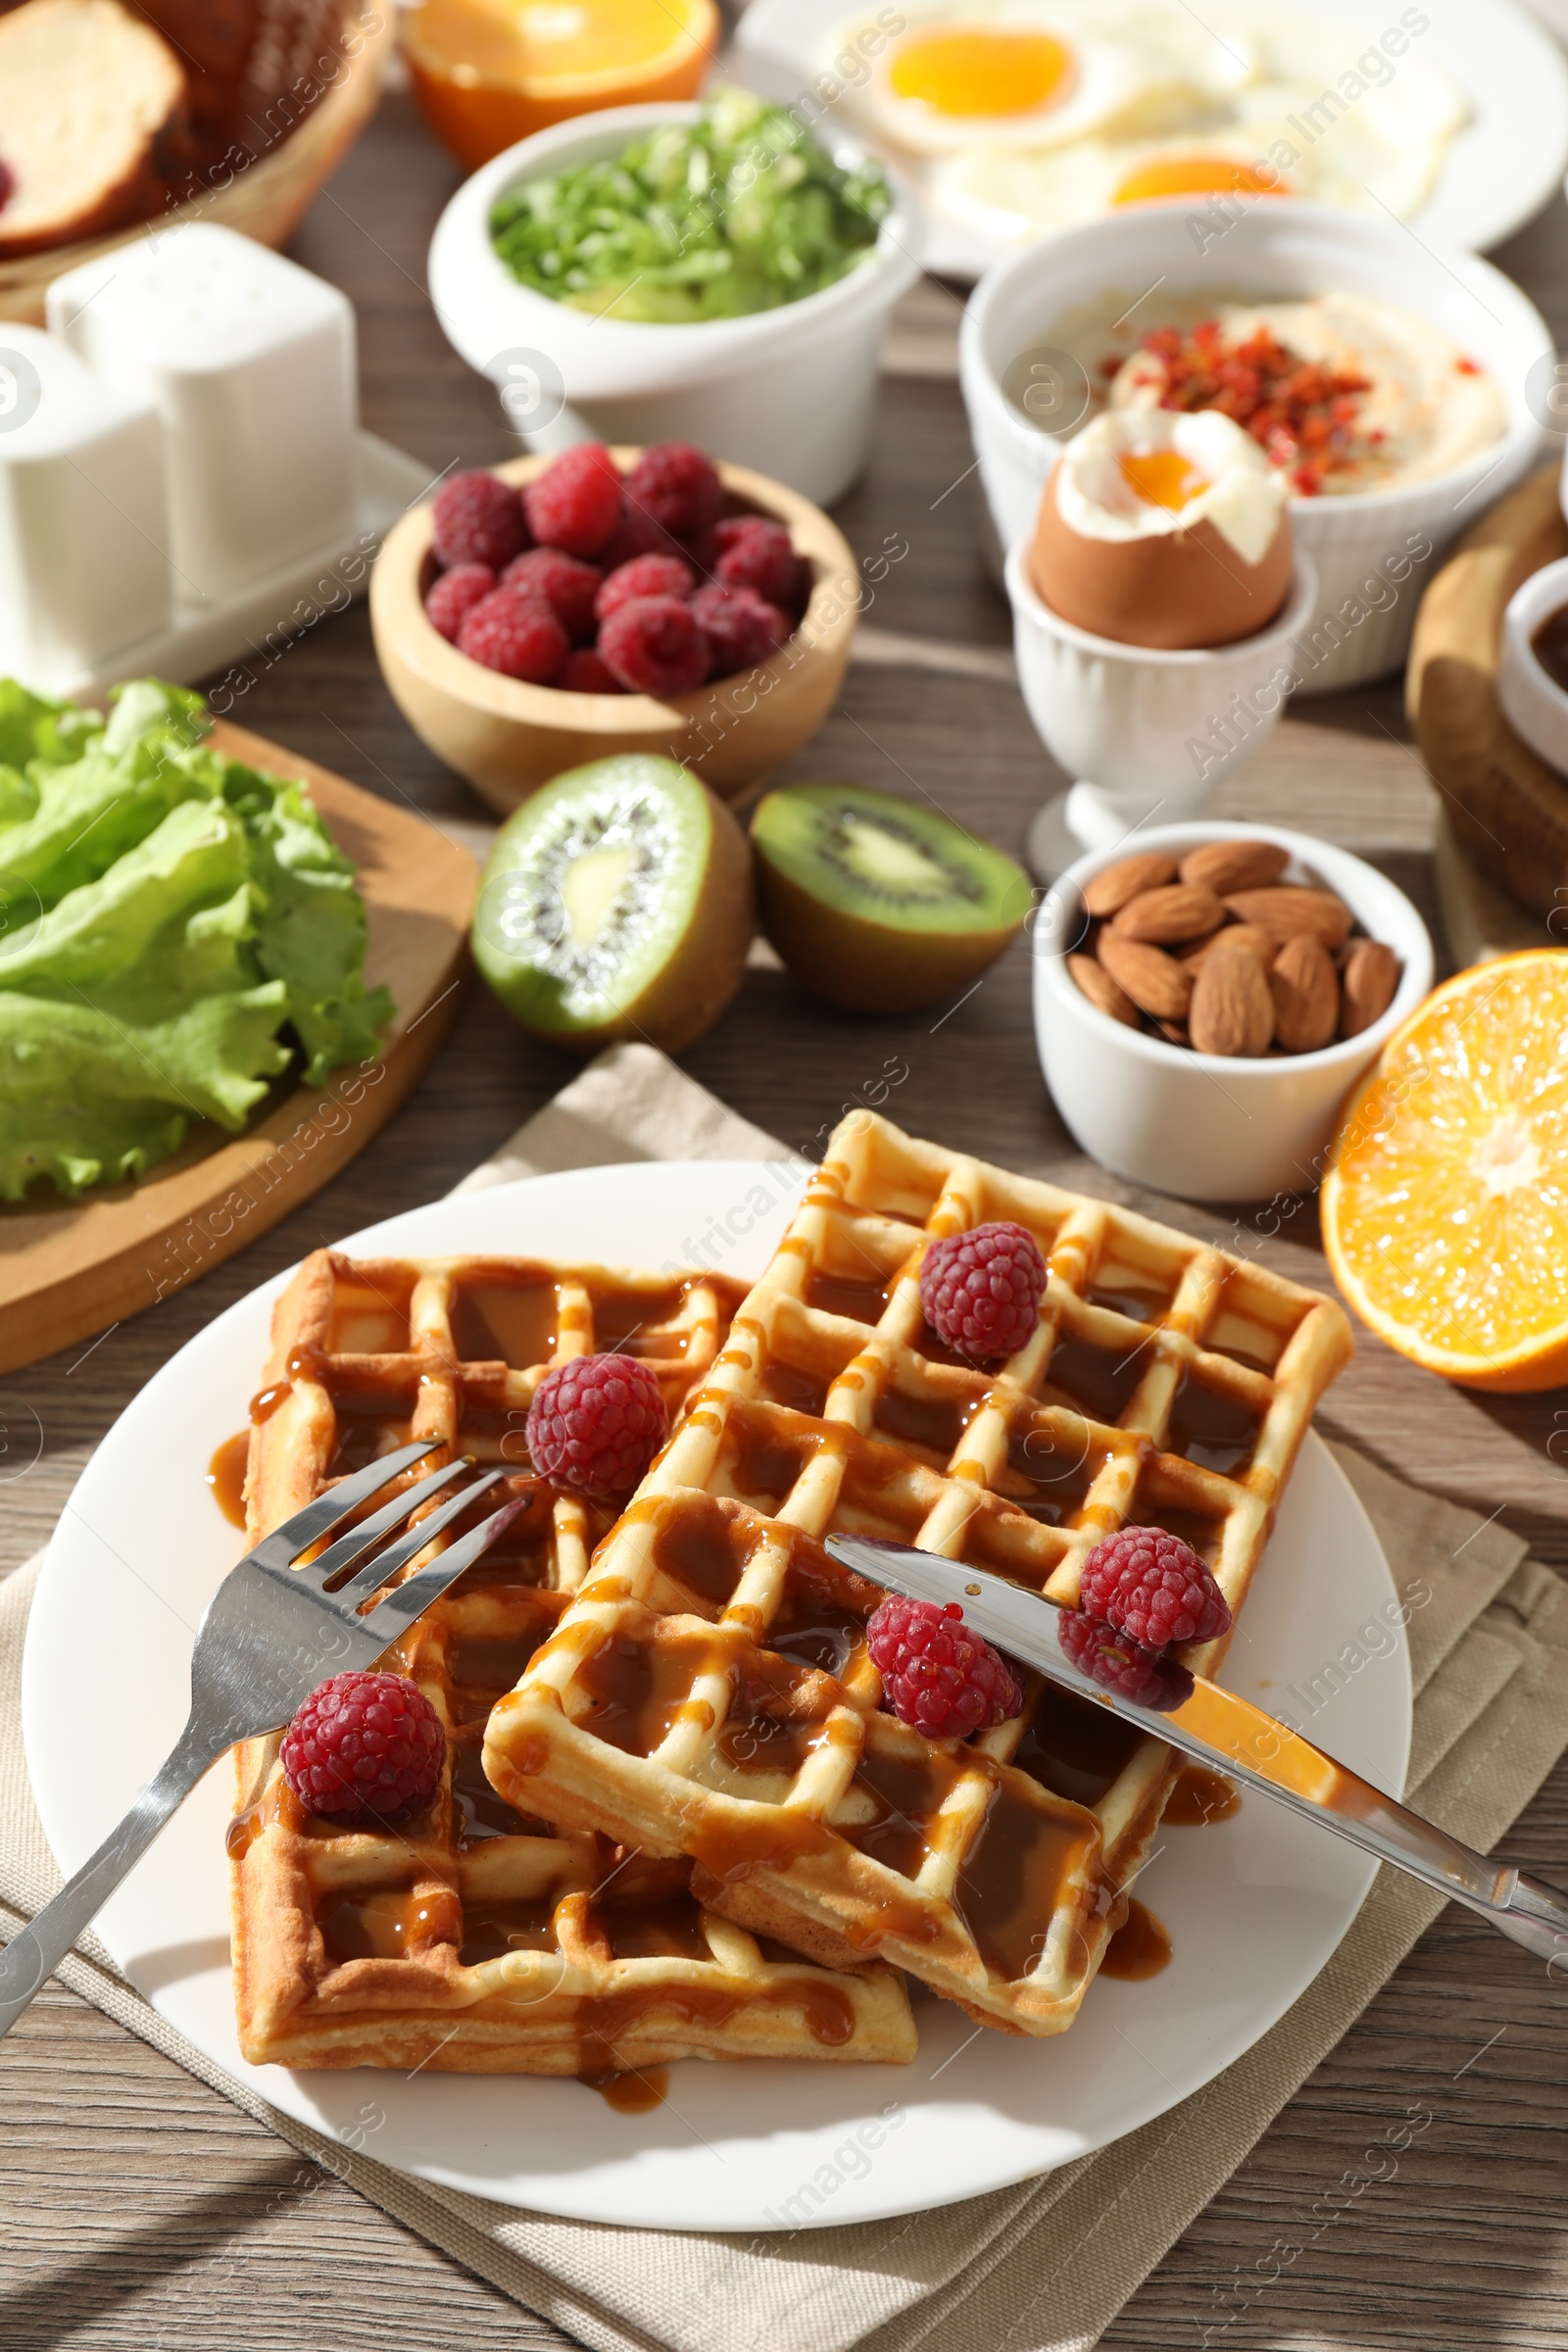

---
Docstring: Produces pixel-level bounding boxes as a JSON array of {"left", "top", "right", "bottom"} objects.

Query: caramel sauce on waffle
[
  {"left": 1012, "top": 1689, "right": 1146, "bottom": 1811},
  {"left": 954, "top": 1783, "right": 1100, "bottom": 1983},
  {"left": 843, "top": 1745, "right": 964, "bottom": 1881},
  {"left": 1101, "top": 1897, "right": 1171, "bottom": 1980},
  {"left": 575, "top": 1628, "right": 737, "bottom": 1755},
  {"left": 207, "top": 1431, "right": 250, "bottom": 1528},
  {"left": 1042, "top": 1331, "right": 1149, "bottom": 1423},
  {"left": 451, "top": 1740, "right": 549, "bottom": 1842},
  {"left": 585, "top": 2067, "right": 668, "bottom": 2111},
  {"left": 320, "top": 1887, "right": 461, "bottom": 1964},
  {"left": 1166, "top": 1763, "right": 1242, "bottom": 1826},
  {"left": 652, "top": 1497, "right": 749, "bottom": 1605},
  {"left": 803, "top": 1270, "right": 891, "bottom": 1325},
  {"left": 1166, "top": 1372, "right": 1262, "bottom": 1477},
  {"left": 604, "top": 1894, "right": 710, "bottom": 1960},
  {"left": 449, "top": 1281, "right": 558, "bottom": 1367}
]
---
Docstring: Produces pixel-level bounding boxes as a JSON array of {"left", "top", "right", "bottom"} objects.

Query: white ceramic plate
[
  {"left": 735, "top": 0, "right": 1568, "bottom": 277},
  {"left": 24, "top": 1163, "right": 1410, "bottom": 2231}
]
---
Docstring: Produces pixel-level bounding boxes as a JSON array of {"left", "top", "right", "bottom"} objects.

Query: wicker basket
[{"left": 0, "top": 5, "right": 391, "bottom": 325}]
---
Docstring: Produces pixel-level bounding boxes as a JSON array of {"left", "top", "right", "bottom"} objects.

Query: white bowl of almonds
[{"left": 1034, "top": 822, "right": 1433, "bottom": 1205}]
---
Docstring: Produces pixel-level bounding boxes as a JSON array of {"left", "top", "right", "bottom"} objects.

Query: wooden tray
[
  {"left": 0, "top": 718, "right": 477, "bottom": 1376},
  {"left": 1406, "top": 462, "right": 1568, "bottom": 921}
]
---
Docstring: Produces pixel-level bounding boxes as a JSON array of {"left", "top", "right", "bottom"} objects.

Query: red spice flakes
[
  {"left": 1455, "top": 355, "right": 1483, "bottom": 375},
  {"left": 1133, "top": 319, "right": 1373, "bottom": 496}
]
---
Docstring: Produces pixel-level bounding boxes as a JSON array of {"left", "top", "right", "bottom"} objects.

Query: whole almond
[
  {"left": 1181, "top": 922, "right": 1278, "bottom": 973},
  {"left": 1097, "top": 930, "right": 1193, "bottom": 1022},
  {"left": 1110, "top": 881, "right": 1225, "bottom": 945},
  {"left": 1179, "top": 840, "right": 1291, "bottom": 896},
  {"left": 1340, "top": 939, "right": 1400, "bottom": 1037},
  {"left": 1156, "top": 1020, "right": 1192, "bottom": 1047},
  {"left": 1067, "top": 951, "right": 1139, "bottom": 1027},
  {"left": 1189, "top": 940, "right": 1274, "bottom": 1056},
  {"left": 1222, "top": 886, "right": 1353, "bottom": 950},
  {"left": 1083, "top": 851, "right": 1179, "bottom": 919},
  {"left": 1269, "top": 933, "right": 1340, "bottom": 1053}
]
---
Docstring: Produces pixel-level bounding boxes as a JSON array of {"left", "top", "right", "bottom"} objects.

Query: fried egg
[{"left": 828, "top": 0, "right": 1253, "bottom": 159}]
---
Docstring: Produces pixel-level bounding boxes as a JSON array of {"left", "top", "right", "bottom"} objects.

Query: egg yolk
[
  {"left": 1112, "top": 157, "right": 1290, "bottom": 204},
  {"left": 888, "top": 27, "right": 1074, "bottom": 119},
  {"left": 1118, "top": 449, "right": 1208, "bottom": 511}
]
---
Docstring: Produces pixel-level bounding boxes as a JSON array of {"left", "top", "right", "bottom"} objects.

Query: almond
[
  {"left": 1180, "top": 922, "right": 1278, "bottom": 973},
  {"left": 1269, "top": 933, "right": 1340, "bottom": 1053},
  {"left": 1179, "top": 839, "right": 1291, "bottom": 896},
  {"left": 1097, "top": 929, "right": 1193, "bottom": 1022},
  {"left": 1110, "top": 881, "right": 1226, "bottom": 945},
  {"left": 1340, "top": 939, "right": 1400, "bottom": 1037},
  {"left": 1189, "top": 939, "right": 1274, "bottom": 1056},
  {"left": 1067, "top": 951, "right": 1139, "bottom": 1026},
  {"left": 1222, "top": 886, "right": 1353, "bottom": 950},
  {"left": 1083, "top": 850, "right": 1179, "bottom": 919}
]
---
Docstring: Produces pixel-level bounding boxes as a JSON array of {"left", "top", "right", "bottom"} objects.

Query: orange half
[
  {"left": 1321, "top": 951, "right": 1568, "bottom": 1392},
  {"left": 403, "top": 0, "right": 719, "bottom": 170}
]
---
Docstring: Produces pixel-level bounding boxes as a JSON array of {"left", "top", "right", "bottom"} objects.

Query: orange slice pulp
[
  {"left": 402, "top": 0, "right": 719, "bottom": 170},
  {"left": 1321, "top": 951, "right": 1568, "bottom": 1392}
]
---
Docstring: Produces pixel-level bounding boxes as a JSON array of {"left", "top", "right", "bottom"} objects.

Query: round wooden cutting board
[
  {"left": 0, "top": 718, "right": 476, "bottom": 1376},
  {"left": 1406, "top": 463, "right": 1568, "bottom": 922}
]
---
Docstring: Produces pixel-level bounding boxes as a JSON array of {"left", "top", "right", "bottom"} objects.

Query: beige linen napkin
[{"left": 5, "top": 1041, "right": 1568, "bottom": 2352}]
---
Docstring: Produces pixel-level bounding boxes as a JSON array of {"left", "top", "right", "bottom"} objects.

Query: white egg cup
[
  {"left": 1498, "top": 554, "right": 1568, "bottom": 777},
  {"left": 1004, "top": 537, "right": 1318, "bottom": 876}
]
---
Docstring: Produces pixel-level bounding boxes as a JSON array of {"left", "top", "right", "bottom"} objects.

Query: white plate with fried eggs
[{"left": 735, "top": 0, "right": 1568, "bottom": 275}]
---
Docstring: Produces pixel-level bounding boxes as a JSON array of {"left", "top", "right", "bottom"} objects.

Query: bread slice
[{"left": 0, "top": 0, "right": 188, "bottom": 260}]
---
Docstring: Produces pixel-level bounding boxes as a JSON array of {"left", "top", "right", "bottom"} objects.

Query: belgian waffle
[
  {"left": 485, "top": 1113, "right": 1354, "bottom": 2037},
  {"left": 229, "top": 1247, "right": 915, "bottom": 2073}
]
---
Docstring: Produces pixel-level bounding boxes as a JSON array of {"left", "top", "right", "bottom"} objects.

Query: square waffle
[
  {"left": 484, "top": 1114, "right": 1354, "bottom": 2037},
  {"left": 229, "top": 1247, "right": 916, "bottom": 2073}
]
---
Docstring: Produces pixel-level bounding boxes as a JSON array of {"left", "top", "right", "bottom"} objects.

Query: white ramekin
[
  {"left": 1498, "top": 555, "right": 1568, "bottom": 777},
  {"left": 1005, "top": 539, "right": 1318, "bottom": 828},
  {"left": 426, "top": 104, "right": 922, "bottom": 508},
  {"left": 961, "top": 200, "right": 1549, "bottom": 695},
  {"left": 1034, "top": 820, "right": 1434, "bottom": 1205}
]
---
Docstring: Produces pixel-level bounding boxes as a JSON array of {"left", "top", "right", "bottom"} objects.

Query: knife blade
[{"left": 824, "top": 1531, "right": 1568, "bottom": 1968}]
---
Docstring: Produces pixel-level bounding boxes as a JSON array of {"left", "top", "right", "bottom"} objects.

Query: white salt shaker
[
  {"left": 47, "top": 222, "right": 358, "bottom": 612},
  {"left": 0, "top": 324, "right": 170, "bottom": 688}
]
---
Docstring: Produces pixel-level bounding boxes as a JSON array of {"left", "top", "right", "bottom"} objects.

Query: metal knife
[{"left": 824, "top": 1532, "right": 1568, "bottom": 1968}]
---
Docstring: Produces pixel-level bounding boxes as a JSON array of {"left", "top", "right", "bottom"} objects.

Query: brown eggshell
[{"left": 1030, "top": 466, "right": 1295, "bottom": 651}]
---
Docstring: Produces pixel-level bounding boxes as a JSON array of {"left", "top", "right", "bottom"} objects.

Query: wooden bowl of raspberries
[
  {"left": 369, "top": 441, "right": 858, "bottom": 812},
  {"left": 1033, "top": 822, "right": 1434, "bottom": 1204}
]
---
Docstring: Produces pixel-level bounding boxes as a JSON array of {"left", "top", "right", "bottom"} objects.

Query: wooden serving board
[
  {"left": 1406, "top": 462, "right": 1568, "bottom": 921},
  {"left": 0, "top": 718, "right": 477, "bottom": 1376}
]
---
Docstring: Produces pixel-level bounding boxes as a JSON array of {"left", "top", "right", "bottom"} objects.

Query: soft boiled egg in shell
[
  {"left": 1030, "top": 408, "right": 1294, "bottom": 650},
  {"left": 827, "top": 0, "right": 1254, "bottom": 158}
]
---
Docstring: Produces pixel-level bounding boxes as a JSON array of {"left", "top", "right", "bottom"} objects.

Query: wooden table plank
[{"left": 6, "top": 86, "right": 1568, "bottom": 2352}]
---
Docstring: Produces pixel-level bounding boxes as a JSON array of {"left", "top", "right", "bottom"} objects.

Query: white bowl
[
  {"left": 1005, "top": 539, "right": 1318, "bottom": 826},
  {"left": 961, "top": 200, "right": 1549, "bottom": 695},
  {"left": 1034, "top": 821, "right": 1434, "bottom": 1205},
  {"left": 1498, "top": 555, "right": 1568, "bottom": 777},
  {"left": 426, "top": 103, "right": 922, "bottom": 508}
]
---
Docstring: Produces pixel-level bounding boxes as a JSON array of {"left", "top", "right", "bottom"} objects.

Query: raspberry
[
  {"left": 598, "top": 594, "right": 710, "bottom": 697},
  {"left": 713, "top": 514, "right": 798, "bottom": 607},
  {"left": 280, "top": 1670, "right": 446, "bottom": 1821},
  {"left": 525, "top": 1351, "right": 668, "bottom": 1494},
  {"left": 595, "top": 498, "right": 683, "bottom": 574},
  {"left": 623, "top": 442, "right": 724, "bottom": 540},
  {"left": 456, "top": 587, "right": 568, "bottom": 682},
  {"left": 920, "top": 1222, "right": 1047, "bottom": 1361},
  {"left": 595, "top": 554, "right": 696, "bottom": 623},
  {"left": 1078, "top": 1526, "right": 1232, "bottom": 1649},
  {"left": 423, "top": 562, "right": 495, "bottom": 643},
  {"left": 1057, "top": 1609, "right": 1195, "bottom": 1713},
  {"left": 431, "top": 469, "right": 526, "bottom": 570},
  {"left": 523, "top": 442, "right": 622, "bottom": 558},
  {"left": 692, "top": 581, "right": 790, "bottom": 677},
  {"left": 499, "top": 547, "right": 601, "bottom": 642},
  {"left": 559, "top": 647, "right": 626, "bottom": 693},
  {"left": 867, "top": 1594, "right": 1023, "bottom": 1740}
]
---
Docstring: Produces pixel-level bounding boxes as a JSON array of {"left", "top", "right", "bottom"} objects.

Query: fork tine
[
  {"left": 361, "top": 1494, "right": 530, "bottom": 1643},
  {"left": 328, "top": 1470, "right": 505, "bottom": 1607},
  {"left": 246, "top": 1440, "right": 440, "bottom": 1569},
  {"left": 295, "top": 1458, "right": 472, "bottom": 1592}
]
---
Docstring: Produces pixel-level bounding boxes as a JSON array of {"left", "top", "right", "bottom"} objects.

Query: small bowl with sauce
[{"left": 1498, "top": 556, "right": 1568, "bottom": 777}]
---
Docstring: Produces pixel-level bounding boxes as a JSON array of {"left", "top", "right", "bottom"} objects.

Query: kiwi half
[
  {"left": 751, "top": 781, "right": 1032, "bottom": 1014},
  {"left": 473, "top": 754, "right": 753, "bottom": 1054}
]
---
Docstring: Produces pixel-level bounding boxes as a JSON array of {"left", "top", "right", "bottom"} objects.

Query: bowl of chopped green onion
[{"left": 427, "top": 90, "right": 922, "bottom": 507}]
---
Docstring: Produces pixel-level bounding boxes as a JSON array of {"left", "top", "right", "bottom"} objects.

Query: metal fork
[{"left": 0, "top": 1440, "right": 524, "bottom": 2036}]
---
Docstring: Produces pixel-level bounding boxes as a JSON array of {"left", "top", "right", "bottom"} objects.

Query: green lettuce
[{"left": 0, "top": 679, "right": 395, "bottom": 1200}]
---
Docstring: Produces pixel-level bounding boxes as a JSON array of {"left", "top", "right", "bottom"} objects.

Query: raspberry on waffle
[
  {"left": 229, "top": 1248, "right": 914, "bottom": 2074},
  {"left": 484, "top": 1114, "right": 1352, "bottom": 2038}
]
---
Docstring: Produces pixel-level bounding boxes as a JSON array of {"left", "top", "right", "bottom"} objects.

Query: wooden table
[{"left": 7, "top": 86, "right": 1568, "bottom": 2352}]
